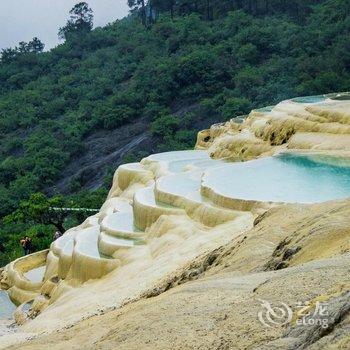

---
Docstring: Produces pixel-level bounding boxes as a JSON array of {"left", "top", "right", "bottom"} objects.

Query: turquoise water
[
  {"left": 203, "top": 154, "right": 350, "bottom": 203},
  {"left": 292, "top": 95, "right": 325, "bottom": 104},
  {"left": 0, "top": 291, "right": 16, "bottom": 319}
]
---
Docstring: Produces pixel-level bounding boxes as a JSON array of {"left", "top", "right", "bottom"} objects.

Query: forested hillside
[{"left": 0, "top": 0, "right": 349, "bottom": 264}]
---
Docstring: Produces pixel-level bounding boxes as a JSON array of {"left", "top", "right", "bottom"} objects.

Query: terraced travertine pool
[
  {"left": 0, "top": 291, "right": 16, "bottom": 319},
  {"left": 0, "top": 291, "right": 16, "bottom": 336},
  {"left": 0, "top": 265, "right": 46, "bottom": 332},
  {"left": 23, "top": 266, "right": 46, "bottom": 283},
  {"left": 291, "top": 95, "right": 326, "bottom": 104},
  {"left": 147, "top": 150, "right": 208, "bottom": 162},
  {"left": 203, "top": 154, "right": 350, "bottom": 204}
]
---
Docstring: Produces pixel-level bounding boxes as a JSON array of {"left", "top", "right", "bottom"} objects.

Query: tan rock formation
[
  {"left": 0, "top": 93, "right": 349, "bottom": 349},
  {"left": 197, "top": 93, "right": 350, "bottom": 159},
  {"left": 1, "top": 250, "right": 47, "bottom": 305}
]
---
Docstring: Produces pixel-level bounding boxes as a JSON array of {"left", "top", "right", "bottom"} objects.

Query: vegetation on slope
[{"left": 0, "top": 0, "right": 349, "bottom": 264}]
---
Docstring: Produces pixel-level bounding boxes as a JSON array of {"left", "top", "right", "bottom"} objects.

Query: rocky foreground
[
  {"left": 3, "top": 200, "right": 350, "bottom": 349},
  {"left": 0, "top": 93, "right": 349, "bottom": 349}
]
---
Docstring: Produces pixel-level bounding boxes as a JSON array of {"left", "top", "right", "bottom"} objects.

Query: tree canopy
[
  {"left": 0, "top": 37, "right": 44, "bottom": 64},
  {"left": 58, "top": 2, "right": 94, "bottom": 40}
]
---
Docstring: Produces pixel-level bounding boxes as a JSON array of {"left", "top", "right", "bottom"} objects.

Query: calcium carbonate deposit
[{"left": 0, "top": 93, "right": 349, "bottom": 349}]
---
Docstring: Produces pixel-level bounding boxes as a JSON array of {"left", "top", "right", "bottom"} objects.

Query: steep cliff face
[{"left": 0, "top": 93, "right": 349, "bottom": 349}]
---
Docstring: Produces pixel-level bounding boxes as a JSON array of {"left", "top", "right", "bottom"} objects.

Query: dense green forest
[{"left": 0, "top": 0, "right": 349, "bottom": 264}]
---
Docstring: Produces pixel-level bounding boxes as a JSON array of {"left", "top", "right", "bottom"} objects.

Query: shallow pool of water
[
  {"left": 147, "top": 150, "right": 208, "bottom": 162},
  {"left": 0, "top": 291, "right": 16, "bottom": 319},
  {"left": 168, "top": 158, "right": 225, "bottom": 173},
  {"left": 24, "top": 266, "right": 46, "bottom": 283},
  {"left": 292, "top": 95, "right": 325, "bottom": 104},
  {"left": 76, "top": 227, "right": 113, "bottom": 259},
  {"left": 157, "top": 173, "right": 200, "bottom": 196},
  {"left": 136, "top": 186, "right": 176, "bottom": 209},
  {"left": 168, "top": 158, "right": 204, "bottom": 172},
  {"left": 203, "top": 154, "right": 350, "bottom": 203},
  {"left": 103, "top": 212, "right": 139, "bottom": 233}
]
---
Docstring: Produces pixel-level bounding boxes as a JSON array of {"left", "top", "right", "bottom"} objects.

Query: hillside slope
[{"left": 0, "top": 0, "right": 349, "bottom": 218}]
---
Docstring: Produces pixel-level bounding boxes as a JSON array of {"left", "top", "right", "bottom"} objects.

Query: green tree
[
  {"left": 151, "top": 114, "right": 179, "bottom": 138},
  {"left": 58, "top": 2, "right": 93, "bottom": 40},
  {"left": 0, "top": 37, "right": 44, "bottom": 63},
  {"left": 219, "top": 98, "right": 252, "bottom": 120},
  {"left": 0, "top": 48, "right": 17, "bottom": 63},
  {"left": 5, "top": 193, "right": 68, "bottom": 233},
  {"left": 128, "top": 0, "right": 147, "bottom": 26},
  {"left": 27, "top": 37, "right": 45, "bottom": 53}
]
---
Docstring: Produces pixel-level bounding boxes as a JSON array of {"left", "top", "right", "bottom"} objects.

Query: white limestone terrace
[
  {"left": 1, "top": 150, "right": 246, "bottom": 305},
  {"left": 1, "top": 93, "right": 349, "bottom": 340},
  {"left": 141, "top": 149, "right": 212, "bottom": 175},
  {"left": 4, "top": 148, "right": 350, "bottom": 310},
  {"left": 41, "top": 151, "right": 230, "bottom": 282},
  {"left": 100, "top": 212, "right": 144, "bottom": 240},
  {"left": 50, "top": 149, "right": 350, "bottom": 283},
  {"left": 202, "top": 153, "right": 350, "bottom": 205}
]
